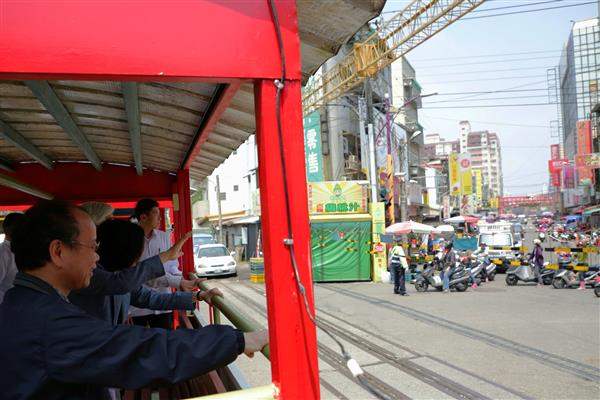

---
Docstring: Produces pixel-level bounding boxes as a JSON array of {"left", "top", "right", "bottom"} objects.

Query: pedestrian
[
  {"left": 0, "top": 213, "right": 24, "bottom": 304},
  {"left": 130, "top": 198, "right": 196, "bottom": 329},
  {"left": 441, "top": 242, "right": 456, "bottom": 293},
  {"left": 0, "top": 199, "right": 268, "bottom": 399},
  {"left": 389, "top": 242, "right": 408, "bottom": 296},
  {"left": 529, "top": 239, "right": 544, "bottom": 287}
]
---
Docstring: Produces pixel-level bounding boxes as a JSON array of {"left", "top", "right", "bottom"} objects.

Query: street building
[
  {"left": 459, "top": 121, "right": 504, "bottom": 200},
  {"left": 557, "top": 17, "right": 600, "bottom": 208}
]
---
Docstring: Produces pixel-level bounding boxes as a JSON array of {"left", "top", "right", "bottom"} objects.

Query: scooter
[
  {"left": 484, "top": 259, "right": 497, "bottom": 281},
  {"left": 505, "top": 256, "right": 554, "bottom": 286},
  {"left": 552, "top": 266, "right": 600, "bottom": 289},
  {"left": 594, "top": 276, "right": 600, "bottom": 298},
  {"left": 414, "top": 261, "right": 471, "bottom": 292}
]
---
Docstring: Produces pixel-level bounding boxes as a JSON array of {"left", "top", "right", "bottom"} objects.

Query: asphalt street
[{"left": 201, "top": 224, "right": 600, "bottom": 399}]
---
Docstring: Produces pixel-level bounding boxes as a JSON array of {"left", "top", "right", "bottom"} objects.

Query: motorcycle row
[
  {"left": 413, "top": 251, "right": 600, "bottom": 298},
  {"left": 413, "top": 252, "right": 497, "bottom": 293}
]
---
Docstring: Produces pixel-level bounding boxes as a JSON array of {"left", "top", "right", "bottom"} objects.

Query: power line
[
  {"left": 419, "top": 114, "right": 553, "bottom": 128},
  {"left": 411, "top": 49, "right": 562, "bottom": 62},
  {"left": 461, "top": 1, "right": 597, "bottom": 20},
  {"left": 425, "top": 94, "right": 554, "bottom": 103},
  {"left": 418, "top": 65, "right": 554, "bottom": 77},
  {"left": 423, "top": 101, "right": 580, "bottom": 109},
  {"left": 416, "top": 55, "right": 563, "bottom": 69},
  {"left": 470, "top": 0, "right": 566, "bottom": 13},
  {"left": 422, "top": 74, "right": 549, "bottom": 84}
]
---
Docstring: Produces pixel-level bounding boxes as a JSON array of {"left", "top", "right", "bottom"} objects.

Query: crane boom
[{"left": 302, "top": 0, "right": 486, "bottom": 114}]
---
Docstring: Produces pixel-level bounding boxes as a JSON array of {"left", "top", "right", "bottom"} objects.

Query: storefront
[{"left": 308, "top": 181, "right": 372, "bottom": 282}]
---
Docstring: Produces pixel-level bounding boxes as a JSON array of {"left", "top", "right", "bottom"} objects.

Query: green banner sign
[{"left": 303, "top": 111, "right": 324, "bottom": 182}]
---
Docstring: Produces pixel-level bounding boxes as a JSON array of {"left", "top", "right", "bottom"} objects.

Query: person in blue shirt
[
  {"left": 76, "top": 218, "right": 222, "bottom": 325},
  {"left": 0, "top": 200, "right": 268, "bottom": 400}
]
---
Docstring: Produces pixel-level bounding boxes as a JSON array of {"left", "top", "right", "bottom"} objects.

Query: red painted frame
[{"left": 0, "top": 1, "right": 319, "bottom": 398}]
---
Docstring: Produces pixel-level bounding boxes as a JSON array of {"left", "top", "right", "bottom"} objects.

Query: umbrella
[
  {"left": 434, "top": 224, "right": 455, "bottom": 234},
  {"left": 444, "top": 215, "right": 479, "bottom": 224},
  {"left": 385, "top": 220, "right": 435, "bottom": 235}
]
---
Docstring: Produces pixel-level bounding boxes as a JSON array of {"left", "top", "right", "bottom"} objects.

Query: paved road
[{"left": 201, "top": 224, "right": 599, "bottom": 399}]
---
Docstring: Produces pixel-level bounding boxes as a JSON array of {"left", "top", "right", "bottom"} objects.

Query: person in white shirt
[
  {"left": 129, "top": 198, "right": 209, "bottom": 329},
  {"left": 0, "top": 213, "right": 24, "bottom": 304}
]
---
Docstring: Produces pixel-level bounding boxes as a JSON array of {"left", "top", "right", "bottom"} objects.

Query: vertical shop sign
[
  {"left": 449, "top": 152, "right": 460, "bottom": 196},
  {"left": 303, "top": 111, "right": 324, "bottom": 182}
]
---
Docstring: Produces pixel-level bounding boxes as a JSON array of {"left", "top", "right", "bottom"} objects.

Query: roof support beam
[
  {"left": 0, "top": 172, "right": 53, "bottom": 200},
  {"left": 180, "top": 82, "right": 241, "bottom": 170},
  {"left": 0, "top": 155, "right": 15, "bottom": 173},
  {"left": 121, "top": 82, "right": 143, "bottom": 175},
  {"left": 0, "top": 118, "right": 54, "bottom": 169},
  {"left": 25, "top": 80, "right": 102, "bottom": 170}
]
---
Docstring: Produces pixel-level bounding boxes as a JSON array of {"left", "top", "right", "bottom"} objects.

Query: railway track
[
  {"left": 220, "top": 281, "right": 411, "bottom": 399},
  {"left": 319, "top": 284, "right": 600, "bottom": 383},
  {"left": 222, "top": 281, "right": 507, "bottom": 400}
]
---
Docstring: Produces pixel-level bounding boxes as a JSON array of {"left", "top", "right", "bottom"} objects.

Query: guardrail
[
  {"left": 187, "top": 384, "right": 278, "bottom": 400},
  {"left": 195, "top": 278, "right": 270, "bottom": 360}
]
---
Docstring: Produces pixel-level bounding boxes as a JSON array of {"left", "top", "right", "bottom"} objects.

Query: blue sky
[{"left": 381, "top": 0, "right": 598, "bottom": 195}]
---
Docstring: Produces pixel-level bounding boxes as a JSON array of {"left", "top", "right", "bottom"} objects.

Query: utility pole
[
  {"left": 364, "top": 78, "right": 378, "bottom": 204},
  {"left": 399, "top": 137, "right": 408, "bottom": 222},
  {"left": 216, "top": 174, "right": 224, "bottom": 244}
]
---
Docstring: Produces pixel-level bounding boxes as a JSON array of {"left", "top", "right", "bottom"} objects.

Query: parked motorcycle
[
  {"left": 552, "top": 266, "right": 600, "bottom": 289},
  {"left": 594, "top": 276, "right": 600, "bottom": 298},
  {"left": 505, "top": 256, "right": 554, "bottom": 286},
  {"left": 414, "top": 261, "right": 471, "bottom": 292}
]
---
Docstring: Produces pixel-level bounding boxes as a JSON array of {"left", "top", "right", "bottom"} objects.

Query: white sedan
[{"left": 194, "top": 244, "right": 237, "bottom": 277}]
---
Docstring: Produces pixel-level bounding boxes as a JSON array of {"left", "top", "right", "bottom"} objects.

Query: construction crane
[{"left": 302, "top": 0, "right": 486, "bottom": 114}]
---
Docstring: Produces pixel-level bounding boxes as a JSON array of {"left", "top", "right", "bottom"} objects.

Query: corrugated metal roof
[{"left": 0, "top": 0, "right": 385, "bottom": 185}]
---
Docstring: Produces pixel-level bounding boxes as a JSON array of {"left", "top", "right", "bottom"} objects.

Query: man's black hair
[
  {"left": 134, "top": 198, "right": 159, "bottom": 219},
  {"left": 11, "top": 200, "right": 80, "bottom": 272},
  {"left": 97, "top": 219, "right": 145, "bottom": 272},
  {"left": 2, "top": 212, "right": 25, "bottom": 238}
]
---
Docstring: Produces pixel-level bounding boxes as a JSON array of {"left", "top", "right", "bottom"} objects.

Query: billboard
[
  {"left": 474, "top": 169, "right": 483, "bottom": 200},
  {"left": 303, "top": 111, "right": 324, "bottom": 182},
  {"left": 550, "top": 144, "right": 560, "bottom": 160},
  {"left": 459, "top": 153, "right": 472, "bottom": 195},
  {"left": 307, "top": 181, "right": 368, "bottom": 214},
  {"left": 576, "top": 153, "right": 600, "bottom": 169},
  {"left": 449, "top": 152, "right": 460, "bottom": 196},
  {"left": 576, "top": 120, "right": 594, "bottom": 185},
  {"left": 548, "top": 159, "right": 567, "bottom": 188}
]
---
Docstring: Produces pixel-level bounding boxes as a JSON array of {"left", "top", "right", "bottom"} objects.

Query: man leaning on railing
[{"left": 0, "top": 199, "right": 268, "bottom": 400}]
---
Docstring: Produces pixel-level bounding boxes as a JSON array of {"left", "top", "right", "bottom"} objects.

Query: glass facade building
[{"left": 559, "top": 18, "right": 599, "bottom": 160}]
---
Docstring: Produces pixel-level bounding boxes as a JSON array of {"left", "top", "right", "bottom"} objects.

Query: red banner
[
  {"left": 548, "top": 159, "right": 566, "bottom": 188},
  {"left": 576, "top": 120, "right": 595, "bottom": 184},
  {"left": 550, "top": 144, "right": 560, "bottom": 160}
]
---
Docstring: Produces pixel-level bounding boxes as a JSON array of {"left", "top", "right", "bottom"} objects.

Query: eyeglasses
[{"left": 70, "top": 240, "right": 100, "bottom": 252}]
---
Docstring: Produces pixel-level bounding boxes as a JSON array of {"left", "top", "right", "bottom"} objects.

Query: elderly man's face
[{"left": 61, "top": 209, "right": 99, "bottom": 290}]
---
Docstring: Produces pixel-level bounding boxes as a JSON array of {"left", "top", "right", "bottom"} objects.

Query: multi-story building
[
  {"left": 559, "top": 17, "right": 599, "bottom": 161},
  {"left": 423, "top": 133, "right": 460, "bottom": 160},
  {"left": 458, "top": 121, "right": 503, "bottom": 200},
  {"left": 558, "top": 17, "right": 599, "bottom": 205},
  {"left": 392, "top": 57, "right": 424, "bottom": 187}
]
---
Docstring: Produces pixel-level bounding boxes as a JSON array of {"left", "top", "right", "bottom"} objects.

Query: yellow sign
[
  {"left": 449, "top": 152, "right": 460, "bottom": 196},
  {"left": 474, "top": 169, "right": 483, "bottom": 200},
  {"left": 546, "top": 264, "right": 559, "bottom": 270},
  {"left": 370, "top": 202, "right": 387, "bottom": 282},
  {"left": 573, "top": 265, "right": 589, "bottom": 272},
  {"left": 459, "top": 153, "right": 472, "bottom": 195},
  {"left": 307, "top": 181, "right": 368, "bottom": 214},
  {"left": 493, "top": 259, "right": 503, "bottom": 265},
  {"left": 510, "top": 261, "right": 521, "bottom": 266}
]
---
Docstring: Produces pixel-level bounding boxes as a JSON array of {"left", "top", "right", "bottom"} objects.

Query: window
[
  {"left": 233, "top": 185, "right": 239, "bottom": 192},
  {"left": 219, "top": 192, "right": 227, "bottom": 201}
]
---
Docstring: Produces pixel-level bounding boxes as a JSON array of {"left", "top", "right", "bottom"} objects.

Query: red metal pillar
[
  {"left": 175, "top": 169, "right": 194, "bottom": 278},
  {"left": 254, "top": 79, "right": 320, "bottom": 399}
]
